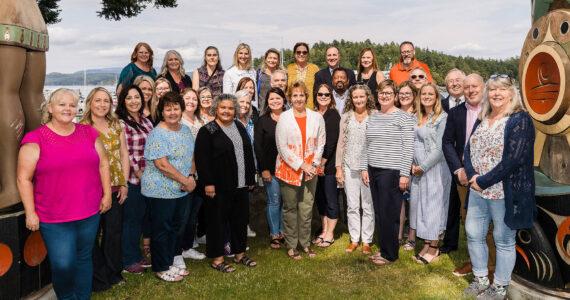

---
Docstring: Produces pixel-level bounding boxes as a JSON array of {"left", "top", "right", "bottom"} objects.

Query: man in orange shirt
[{"left": 389, "top": 41, "right": 434, "bottom": 84}]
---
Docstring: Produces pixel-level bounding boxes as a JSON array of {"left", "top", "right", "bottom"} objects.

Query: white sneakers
[
  {"left": 173, "top": 255, "right": 186, "bottom": 269},
  {"left": 247, "top": 225, "right": 257, "bottom": 237},
  {"left": 182, "top": 248, "right": 206, "bottom": 260}
]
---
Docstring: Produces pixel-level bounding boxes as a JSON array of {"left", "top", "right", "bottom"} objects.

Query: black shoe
[{"left": 439, "top": 245, "right": 457, "bottom": 254}]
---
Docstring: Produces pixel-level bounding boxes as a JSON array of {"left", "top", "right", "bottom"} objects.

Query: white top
[{"left": 223, "top": 66, "right": 257, "bottom": 107}]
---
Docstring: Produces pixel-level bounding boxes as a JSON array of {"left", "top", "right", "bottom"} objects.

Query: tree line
[{"left": 253, "top": 39, "right": 520, "bottom": 85}]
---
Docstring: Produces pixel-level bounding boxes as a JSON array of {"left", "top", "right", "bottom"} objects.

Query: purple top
[{"left": 20, "top": 124, "right": 102, "bottom": 223}]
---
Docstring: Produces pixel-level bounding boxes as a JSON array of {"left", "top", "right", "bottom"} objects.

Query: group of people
[{"left": 16, "top": 40, "right": 535, "bottom": 300}]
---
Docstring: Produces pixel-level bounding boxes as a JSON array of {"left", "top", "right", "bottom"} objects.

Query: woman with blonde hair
[
  {"left": 158, "top": 50, "right": 192, "bottom": 93},
  {"left": 408, "top": 82, "right": 451, "bottom": 264},
  {"left": 152, "top": 77, "right": 172, "bottom": 125},
  {"left": 117, "top": 42, "right": 157, "bottom": 95},
  {"left": 198, "top": 87, "right": 216, "bottom": 123},
  {"left": 223, "top": 43, "right": 256, "bottom": 94},
  {"left": 133, "top": 75, "right": 157, "bottom": 120},
  {"left": 80, "top": 87, "right": 130, "bottom": 291},
  {"left": 257, "top": 48, "right": 285, "bottom": 112},
  {"left": 285, "top": 42, "right": 319, "bottom": 110}
]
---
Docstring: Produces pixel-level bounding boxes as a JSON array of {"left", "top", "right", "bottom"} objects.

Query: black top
[
  {"left": 357, "top": 71, "right": 379, "bottom": 106},
  {"left": 159, "top": 71, "right": 193, "bottom": 94},
  {"left": 321, "top": 109, "right": 341, "bottom": 175},
  {"left": 442, "top": 103, "right": 467, "bottom": 185},
  {"left": 254, "top": 114, "right": 278, "bottom": 174},
  {"left": 195, "top": 120, "right": 256, "bottom": 192}
]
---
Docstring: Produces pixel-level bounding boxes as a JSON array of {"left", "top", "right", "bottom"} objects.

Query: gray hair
[
  {"left": 210, "top": 93, "right": 238, "bottom": 117},
  {"left": 158, "top": 50, "right": 186, "bottom": 79},
  {"left": 409, "top": 66, "right": 427, "bottom": 79},
  {"left": 41, "top": 88, "right": 80, "bottom": 124},
  {"left": 235, "top": 90, "right": 252, "bottom": 118},
  {"left": 445, "top": 68, "right": 466, "bottom": 82},
  {"left": 464, "top": 73, "right": 484, "bottom": 85},
  {"left": 271, "top": 69, "right": 288, "bottom": 82},
  {"left": 480, "top": 77, "right": 525, "bottom": 121}
]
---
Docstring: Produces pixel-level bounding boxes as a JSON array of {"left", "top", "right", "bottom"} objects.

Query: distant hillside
[{"left": 46, "top": 68, "right": 119, "bottom": 86}]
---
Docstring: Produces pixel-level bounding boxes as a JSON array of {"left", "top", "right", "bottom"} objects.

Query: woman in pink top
[{"left": 17, "top": 88, "right": 111, "bottom": 300}]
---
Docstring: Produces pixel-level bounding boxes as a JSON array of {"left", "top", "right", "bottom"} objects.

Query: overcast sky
[{"left": 46, "top": 0, "right": 532, "bottom": 73}]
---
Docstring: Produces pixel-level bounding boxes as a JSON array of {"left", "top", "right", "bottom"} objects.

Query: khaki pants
[
  {"left": 280, "top": 177, "right": 317, "bottom": 250},
  {"left": 458, "top": 185, "right": 496, "bottom": 270}
]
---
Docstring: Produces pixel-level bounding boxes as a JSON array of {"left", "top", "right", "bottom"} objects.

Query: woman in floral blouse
[
  {"left": 463, "top": 75, "right": 535, "bottom": 299},
  {"left": 141, "top": 91, "right": 196, "bottom": 282},
  {"left": 80, "top": 87, "right": 130, "bottom": 291}
]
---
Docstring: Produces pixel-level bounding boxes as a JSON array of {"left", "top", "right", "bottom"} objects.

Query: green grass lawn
[{"left": 92, "top": 222, "right": 472, "bottom": 300}]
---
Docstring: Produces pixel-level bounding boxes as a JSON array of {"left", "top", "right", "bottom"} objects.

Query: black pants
[
  {"left": 179, "top": 193, "right": 204, "bottom": 251},
  {"left": 443, "top": 183, "right": 460, "bottom": 248},
  {"left": 315, "top": 174, "right": 340, "bottom": 219},
  {"left": 205, "top": 187, "right": 249, "bottom": 258},
  {"left": 149, "top": 196, "right": 188, "bottom": 272},
  {"left": 93, "top": 192, "right": 123, "bottom": 292},
  {"left": 368, "top": 167, "right": 402, "bottom": 262}
]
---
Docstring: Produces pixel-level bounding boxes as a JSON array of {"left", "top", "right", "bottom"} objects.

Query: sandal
[
  {"left": 403, "top": 240, "right": 416, "bottom": 251},
  {"left": 303, "top": 247, "right": 317, "bottom": 258},
  {"left": 311, "top": 236, "right": 324, "bottom": 245},
  {"left": 288, "top": 249, "right": 302, "bottom": 260},
  {"left": 371, "top": 256, "right": 392, "bottom": 266},
  {"left": 318, "top": 239, "right": 334, "bottom": 248},
  {"left": 416, "top": 245, "right": 440, "bottom": 265},
  {"left": 169, "top": 266, "right": 189, "bottom": 276},
  {"left": 369, "top": 252, "right": 382, "bottom": 260},
  {"left": 155, "top": 271, "right": 183, "bottom": 283},
  {"left": 270, "top": 237, "right": 281, "bottom": 249},
  {"left": 233, "top": 256, "right": 257, "bottom": 267},
  {"left": 211, "top": 261, "right": 235, "bottom": 273}
]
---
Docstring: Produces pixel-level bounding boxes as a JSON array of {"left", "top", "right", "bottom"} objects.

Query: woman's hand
[
  {"left": 100, "top": 193, "right": 112, "bottom": 214},
  {"left": 336, "top": 167, "right": 344, "bottom": 185},
  {"left": 205, "top": 185, "right": 216, "bottom": 198},
  {"left": 399, "top": 176, "right": 410, "bottom": 191},
  {"left": 300, "top": 163, "right": 317, "bottom": 177},
  {"left": 412, "top": 166, "right": 424, "bottom": 177},
  {"left": 262, "top": 170, "right": 272, "bottom": 183},
  {"left": 25, "top": 211, "right": 40, "bottom": 231},
  {"left": 469, "top": 175, "right": 482, "bottom": 192},
  {"left": 182, "top": 177, "right": 197, "bottom": 193},
  {"left": 118, "top": 185, "right": 128, "bottom": 205},
  {"left": 361, "top": 170, "right": 370, "bottom": 187},
  {"left": 135, "top": 170, "right": 143, "bottom": 179}
]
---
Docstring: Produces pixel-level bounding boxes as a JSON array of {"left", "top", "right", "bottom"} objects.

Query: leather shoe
[
  {"left": 439, "top": 245, "right": 457, "bottom": 254},
  {"left": 452, "top": 261, "right": 472, "bottom": 276}
]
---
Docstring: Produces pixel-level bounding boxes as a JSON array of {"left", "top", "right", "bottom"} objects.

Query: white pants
[{"left": 344, "top": 168, "right": 375, "bottom": 244}]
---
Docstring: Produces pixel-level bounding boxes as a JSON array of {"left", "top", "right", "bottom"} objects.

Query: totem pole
[
  {"left": 511, "top": 0, "right": 570, "bottom": 298},
  {"left": 0, "top": 1, "right": 50, "bottom": 299}
]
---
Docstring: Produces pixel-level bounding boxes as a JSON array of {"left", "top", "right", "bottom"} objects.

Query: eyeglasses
[
  {"left": 295, "top": 51, "right": 308, "bottom": 55},
  {"left": 401, "top": 50, "right": 413, "bottom": 55},
  {"left": 398, "top": 92, "right": 412, "bottom": 97},
  {"left": 380, "top": 92, "right": 394, "bottom": 96},
  {"left": 200, "top": 96, "right": 212, "bottom": 100},
  {"left": 317, "top": 93, "right": 331, "bottom": 97},
  {"left": 489, "top": 74, "right": 511, "bottom": 80},
  {"left": 157, "top": 88, "right": 170, "bottom": 92},
  {"left": 411, "top": 74, "right": 425, "bottom": 80}
]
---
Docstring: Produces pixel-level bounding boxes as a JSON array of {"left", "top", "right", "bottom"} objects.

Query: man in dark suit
[
  {"left": 314, "top": 46, "right": 356, "bottom": 93},
  {"left": 442, "top": 73, "right": 485, "bottom": 276},
  {"left": 441, "top": 68, "right": 466, "bottom": 113}
]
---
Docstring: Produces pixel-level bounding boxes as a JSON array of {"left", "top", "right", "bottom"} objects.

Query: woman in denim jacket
[{"left": 409, "top": 82, "right": 452, "bottom": 264}]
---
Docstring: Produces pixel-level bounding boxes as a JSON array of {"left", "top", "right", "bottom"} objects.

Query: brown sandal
[
  {"left": 288, "top": 249, "right": 302, "bottom": 260},
  {"left": 303, "top": 247, "right": 316, "bottom": 258}
]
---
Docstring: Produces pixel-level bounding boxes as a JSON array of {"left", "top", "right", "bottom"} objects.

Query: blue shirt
[{"left": 141, "top": 125, "right": 194, "bottom": 199}]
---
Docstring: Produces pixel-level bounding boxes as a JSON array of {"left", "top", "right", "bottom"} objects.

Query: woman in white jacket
[
  {"left": 275, "top": 80, "right": 325, "bottom": 260},
  {"left": 223, "top": 43, "right": 256, "bottom": 96}
]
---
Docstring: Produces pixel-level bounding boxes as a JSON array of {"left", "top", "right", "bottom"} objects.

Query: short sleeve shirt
[{"left": 141, "top": 125, "right": 194, "bottom": 199}]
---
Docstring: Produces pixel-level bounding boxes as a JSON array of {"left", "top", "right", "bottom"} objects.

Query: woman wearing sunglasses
[{"left": 285, "top": 42, "right": 319, "bottom": 110}]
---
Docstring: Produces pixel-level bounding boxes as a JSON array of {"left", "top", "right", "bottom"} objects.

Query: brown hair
[
  {"left": 396, "top": 81, "right": 418, "bottom": 113},
  {"left": 287, "top": 80, "right": 309, "bottom": 102},
  {"left": 130, "top": 42, "right": 154, "bottom": 68},
  {"left": 357, "top": 47, "right": 379, "bottom": 73},
  {"left": 344, "top": 85, "right": 376, "bottom": 115},
  {"left": 313, "top": 84, "right": 336, "bottom": 111}
]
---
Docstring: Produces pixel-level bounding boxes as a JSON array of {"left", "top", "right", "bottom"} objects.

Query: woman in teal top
[
  {"left": 117, "top": 42, "right": 158, "bottom": 95},
  {"left": 141, "top": 91, "right": 196, "bottom": 283}
]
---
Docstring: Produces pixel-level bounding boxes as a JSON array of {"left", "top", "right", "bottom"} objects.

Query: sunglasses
[
  {"left": 489, "top": 74, "right": 510, "bottom": 80},
  {"left": 295, "top": 51, "right": 308, "bottom": 55},
  {"left": 317, "top": 93, "right": 331, "bottom": 97},
  {"left": 411, "top": 74, "right": 425, "bottom": 80}
]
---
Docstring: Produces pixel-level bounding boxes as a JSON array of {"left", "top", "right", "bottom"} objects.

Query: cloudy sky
[{"left": 46, "top": 0, "right": 532, "bottom": 74}]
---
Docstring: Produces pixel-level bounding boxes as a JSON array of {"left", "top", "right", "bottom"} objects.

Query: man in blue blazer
[
  {"left": 442, "top": 73, "right": 484, "bottom": 275},
  {"left": 314, "top": 46, "right": 356, "bottom": 93},
  {"left": 441, "top": 68, "right": 466, "bottom": 113}
]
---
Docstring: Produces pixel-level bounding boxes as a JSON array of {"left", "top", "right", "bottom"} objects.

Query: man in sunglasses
[
  {"left": 409, "top": 67, "right": 429, "bottom": 89},
  {"left": 389, "top": 41, "right": 433, "bottom": 85},
  {"left": 314, "top": 46, "right": 356, "bottom": 93}
]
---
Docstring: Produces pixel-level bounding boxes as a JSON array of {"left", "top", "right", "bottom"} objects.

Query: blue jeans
[
  {"left": 40, "top": 213, "right": 100, "bottom": 300},
  {"left": 263, "top": 175, "right": 283, "bottom": 237},
  {"left": 466, "top": 192, "right": 516, "bottom": 286},
  {"left": 122, "top": 184, "right": 146, "bottom": 268}
]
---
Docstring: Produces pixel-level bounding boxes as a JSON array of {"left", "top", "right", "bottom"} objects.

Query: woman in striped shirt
[{"left": 360, "top": 79, "right": 415, "bottom": 266}]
